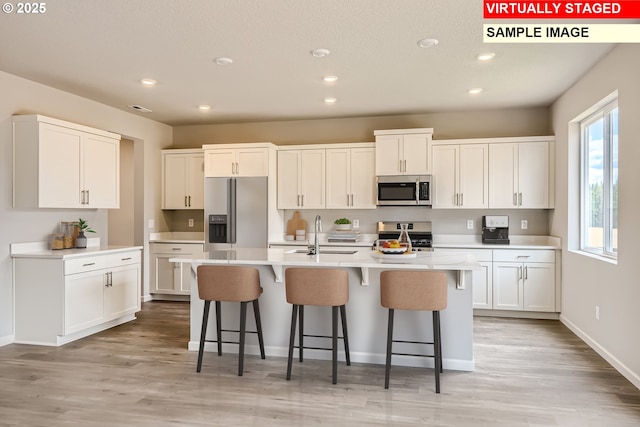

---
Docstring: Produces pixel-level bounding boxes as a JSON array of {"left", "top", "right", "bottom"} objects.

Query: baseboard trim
[
  {"left": 0, "top": 334, "right": 14, "bottom": 347},
  {"left": 560, "top": 314, "right": 640, "bottom": 390},
  {"left": 474, "top": 309, "right": 559, "bottom": 320}
]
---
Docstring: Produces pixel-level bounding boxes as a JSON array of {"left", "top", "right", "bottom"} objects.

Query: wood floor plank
[{"left": 0, "top": 301, "right": 639, "bottom": 426}]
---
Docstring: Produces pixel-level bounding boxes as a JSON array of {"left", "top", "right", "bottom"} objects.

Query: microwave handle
[{"left": 415, "top": 177, "right": 420, "bottom": 204}]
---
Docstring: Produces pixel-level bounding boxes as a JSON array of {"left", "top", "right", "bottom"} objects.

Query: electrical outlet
[
  {"left": 595, "top": 305, "right": 600, "bottom": 320},
  {"left": 148, "top": 219, "right": 155, "bottom": 229},
  {"left": 466, "top": 220, "right": 474, "bottom": 230},
  {"left": 521, "top": 220, "right": 528, "bottom": 230},
  {"left": 352, "top": 219, "right": 359, "bottom": 229},
  {"left": 188, "top": 219, "right": 194, "bottom": 228}
]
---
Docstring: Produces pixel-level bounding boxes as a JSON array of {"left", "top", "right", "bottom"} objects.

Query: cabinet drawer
[
  {"left": 493, "top": 249, "right": 555, "bottom": 263},
  {"left": 107, "top": 250, "right": 141, "bottom": 268},
  {"left": 65, "top": 256, "right": 108, "bottom": 275},
  {"left": 151, "top": 243, "right": 201, "bottom": 255},
  {"left": 435, "top": 248, "right": 493, "bottom": 262}
]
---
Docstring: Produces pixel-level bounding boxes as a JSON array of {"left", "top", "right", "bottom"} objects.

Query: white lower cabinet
[
  {"left": 437, "top": 248, "right": 493, "bottom": 309},
  {"left": 14, "top": 249, "right": 141, "bottom": 346},
  {"left": 150, "top": 243, "right": 204, "bottom": 296}
]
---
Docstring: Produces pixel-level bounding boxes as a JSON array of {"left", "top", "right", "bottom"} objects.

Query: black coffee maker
[{"left": 482, "top": 215, "right": 510, "bottom": 244}]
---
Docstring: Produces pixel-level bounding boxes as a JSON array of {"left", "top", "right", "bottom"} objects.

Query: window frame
[{"left": 579, "top": 99, "right": 618, "bottom": 259}]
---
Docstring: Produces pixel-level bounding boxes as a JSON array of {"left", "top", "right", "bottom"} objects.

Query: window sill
[{"left": 569, "top": 249, "right": 617, "bottom": 265}]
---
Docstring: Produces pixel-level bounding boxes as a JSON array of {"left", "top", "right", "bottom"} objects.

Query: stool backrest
[
  {"left": 380, "top": 270, "right": 447, "bottom": 311},
  {"left": 285, "top": 268, "right": 349, "bottom": 306},
  {"left": 197, "top": 265, "right": 261, "bottom": 302}
]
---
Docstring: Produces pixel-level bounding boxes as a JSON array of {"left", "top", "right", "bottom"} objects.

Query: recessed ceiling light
[
  {"left": 417, "top": 38, "right": 439, "bottom": 48},
  {"left": 324, "top": 97, "right": 337, "bottom": 103},
  {"left": 214, "top": 57, "right": 233, "bottom": 65},
  {"left": 323, "top": 75, "right": 338, "bottom": 83},
  {"left": 468, "top": 88, "right": 483, "bottom": 95},
  {"left": 199, "top": 105, "right": 211, "bottom": 111},
  {"left": 140, "top": 78, "right": 157, "bottom": 87},
  {"left": 477, "top": 52, "right": 496, "bottom": 61},
  {"left": 311, "top": 48, "right": 330, "bottom": 58}
]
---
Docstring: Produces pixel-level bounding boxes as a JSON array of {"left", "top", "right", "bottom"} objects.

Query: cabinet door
[
  {"left": 277, "top": 150, "right": 301, "bottom": 209},
  {"left": 38, "top": 123, "right": 82, "bottom": 208},
  {"left": 325, "top": 148, "right": 350, "bottom": 209},
  {"left": 299, "top": 150, "right": 325, "bottom": 209},
  {"left": 518, "top": 141, "right": 549, "bottom": 208},
  {"left": 349, "top": 147, "right": 376, "bottom": 209},
  {"left": 523, "top": 262, "right": 555, "bottom": 312},
  {"left": 65, "top": 270, "right": 105, "bottom": 334},
  {"left": 375, "top": 135, "right": 402, "bottom": 175},
  {"left": 472, "top": 261, "right": 493, "bottom": 309},
  {"left": 83, "top": 134, "right": 119, "bottom": 208},
  {"left": 488, "top": 143, "right": 518, "bottom": 208},
  {"left": 104, "top": 265, "right": 140, "bottom": 319},
  {"left": 187, "top": 154, "right": 205, "bottom": 209},
  {"left": 432, "top": 145, "right": 458, "bottom": 208},
  {"left": 492, "top": 262, "right": 523, "bottom": 310},
  {"left": 402, "top": 133, "right": 430, "bottom": 175},
  {"left": 205, "top": 150, "right": 235, "bottom": 177},
  {"left": 163, "top": 155, "right": 188, "bottom": 209},
  {"left": 152, "top": 254, "right": 178, "bottom": 293},
  {"left": 459, "top": 144, "right": 488, "bottom": 208},
  {"left": 236, "top": 148, "right": 268, "bottom": 177}
]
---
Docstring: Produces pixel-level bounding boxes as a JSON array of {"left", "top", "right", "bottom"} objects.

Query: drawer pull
[
  {"left": 121, "top": 257, "right": 132, "bottom": 261},
  {"left": 516, "top": 255, "right": 530, "bottom": 258},
  {"left": 82, "top": 262, "right": 96, "bottom": 267},
  {"left": 172, "top": 248, "right": 182, "bottom": 251}
]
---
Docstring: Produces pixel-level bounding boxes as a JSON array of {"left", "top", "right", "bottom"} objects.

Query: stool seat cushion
[
  {"left": 380, "top": 270, "right": 447, "bottom": 311},
  {"left": 285, "top": 268, "right": 349, "bottom": 306},
  {"left": 197, "top": 265, "right": 262, "bottom": 302}
]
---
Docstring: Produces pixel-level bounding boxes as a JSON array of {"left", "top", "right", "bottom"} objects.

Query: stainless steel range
[{"left": 376, "top": 221, "right": 433, "bottom": 251}]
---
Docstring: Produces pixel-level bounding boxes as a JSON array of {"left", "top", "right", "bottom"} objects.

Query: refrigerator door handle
[{"left": 229, "top": 178, "right": 237, "bottom": 243}]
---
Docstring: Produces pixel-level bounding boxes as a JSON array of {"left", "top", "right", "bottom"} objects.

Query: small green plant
[
  {"left": 77, "top": 218, "right": 95, "bottom": 233},
  {"left": 334, "top": 218, "right": 351, "bottom": 225}
]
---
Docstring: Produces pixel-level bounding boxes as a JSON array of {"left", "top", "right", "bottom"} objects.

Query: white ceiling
[{"left": 0, "top": 0, "right": 614, "bottom": 126}]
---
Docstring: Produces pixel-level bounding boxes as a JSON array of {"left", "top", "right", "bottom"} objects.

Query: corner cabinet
[
  {"left": 203, "top": 143, "right": 276, "bottom": 178},
  {"left": 13, "top": 248, "right": 141, "bottom": 346},
  {"left": 325, "top": 145, "right": 376, "bottom": 209},
  {"left": 432, "top": 143, "right": 488, "bottom": 209},
  {"left": 12, "top": 114, "right": 120, "bottom": 209},
  {"left": 150, "top": 242, "right": 204, "bottom": 296},
  {"left": 277, "top": 148, "right": 325, "bottom": 209},
  {"left": 162, "top": 149, "right": 204, "bottom": 209},
  {"left": 374, "top": 128, "right": 433, "bottom": 176}
]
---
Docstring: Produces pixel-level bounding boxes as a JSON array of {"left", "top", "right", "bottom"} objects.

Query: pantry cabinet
[
  {"left": 204, "top": 144, "right": 273, "bottom": 177},
  {"left": 325, "top": 146, "right": 376, "bottom": 209},
  {"left": 12, "top": 115, "right": 120, "bottom": 209},
  {"left": 277, "top": 149, "right": 325, "bottom": 209},
  {"left": 162, "top": 149, "right": 204, "bottom": 209},
  {"left": 432, "top": 143, "right": 488, "bottom": 209},
  {"left": 374, "top": 128, "right": 433, "bottom": 176},
  {"left": 150, "top": 242, "right": 204, "bottom": 296}
]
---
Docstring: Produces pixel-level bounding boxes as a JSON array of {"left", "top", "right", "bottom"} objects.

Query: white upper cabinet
[
  {"left": 432, "top": 143, "right": 488, "bottom": 209},
  {"left": 325, "top": 146, "right": 376, "bottom": 209},
  {"left": 277, "top": 149, "right": 325, "bottom": 209},
  {"left": 203, "top": 144, "right": 273, "bottom": 177},
  {"left": 374, "top": 129, "right": 433, "bottom": 176},
  {"left": 12, "top": 115, "right": 120, "bottom": 209},
  {"left": 162, "top": 149, "right": 204, "bottom": 210},
  {"left": 489, "top": 140, "right": 551, "bottom": 208}
]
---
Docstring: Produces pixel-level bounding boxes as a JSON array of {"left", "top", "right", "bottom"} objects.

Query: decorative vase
[
  {"left": 335, "top": 223, "right": 351, "bottom": 231},
  {"left": 76, "top": 231, "right": 87, "bottom": 248},
  {"left": 398, "top": 223, "right": 412, "bottom": 253}
]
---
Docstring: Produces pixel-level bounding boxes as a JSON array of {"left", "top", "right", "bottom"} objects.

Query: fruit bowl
[{"left": 379, "top": 247, "right": 408, "bottom": 254}]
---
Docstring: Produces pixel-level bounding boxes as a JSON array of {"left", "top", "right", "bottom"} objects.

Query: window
[{"left": 580, "top": 99, "right": 618, "bottom": 258}]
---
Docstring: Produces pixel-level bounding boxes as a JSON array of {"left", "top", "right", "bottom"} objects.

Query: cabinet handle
[
  {"left": 399, "top": 160, "right": 402, "bottom": 173},
  {"left": 297, "top": 195, "right": 301, "bottom": 206},
  {"left": 519, "top": 192, "right": 523, "bottom": 206},
  {"left": 301, "top": 194, "right": 304, "bottom": 206},
  {"left": 524, "top": 266, "right": 528, "bottom": 280},
  {"left": 231, "top": 163, "right": 235, "bottom": 174},
  {"left": 86, "top": 190, "right": 90, "bottom": 205},
  {"left": 460, "top": 193, "right": 463, "bottom": 206},
  {"left": 403, "top": 160, "right": 407, "bottom": 172},
  {"left": 516, "top": 255, "right": 530, "bottom": 258},
  {"left": 121, "top": 257, "right": 132, "bottom": 261},
  {"left": 455, "top": 193, "right": 459, "bottom": 206},
  {"left": 185, "top": 196, "right": 188, "bottom": 207},
  {"left": 171, "top": 248, "right": 182, "bottom": 251},
  {"left": 188, "top": 195, "right": 191, "bottom": 207},
  {"left": 518, "top": 266, "right": 522, "bottom": 280},
  {"left": 83, "top": 262, "right": 96, "bottom": 267},
  {"left": 236, "top": 162, "right": 239, "bottom": 174},
  {"left": 347, "top": 194, "right": 350, "bottom": 205},
  {"left": 513, "top": 193, "right": 518, "bottom": 206},
  {"left": 350, "top": 194, "right": 354, "bottom": 206},
  {"left": 81, "top": 190, "right": 85, "bottom": 205}
]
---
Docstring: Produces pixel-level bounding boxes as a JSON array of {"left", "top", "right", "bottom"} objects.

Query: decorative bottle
[{"left": 398, "top": 223, "right": 412, "bottom": 253}]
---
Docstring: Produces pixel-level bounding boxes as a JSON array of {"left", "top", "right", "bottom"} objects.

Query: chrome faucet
[{"left": 308, "top": 215, "right": 322, "bottom": 255}]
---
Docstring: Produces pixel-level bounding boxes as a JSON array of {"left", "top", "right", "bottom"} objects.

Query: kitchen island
[{"left": 173, "top": 248, "right": 481, "bottom": 371}]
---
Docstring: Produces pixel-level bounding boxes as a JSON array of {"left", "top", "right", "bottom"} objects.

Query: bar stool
[
  {"left": 380, "top": 270, "right": 447, "bottom": 393},
  {"left": 196, "top": 265, "right": 265, "bottom": 376},
  {"left": 285, "top": 267, "right": 350, "bottom": 384}
]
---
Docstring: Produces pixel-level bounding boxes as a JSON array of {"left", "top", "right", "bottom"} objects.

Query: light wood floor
[{"left": 1, "top": 301, "right": 639, "bottom": 426}]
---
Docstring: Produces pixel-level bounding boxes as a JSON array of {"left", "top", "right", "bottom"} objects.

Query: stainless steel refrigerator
[{"left": 205, "top": 177, "right": 268, "bottom": 252}]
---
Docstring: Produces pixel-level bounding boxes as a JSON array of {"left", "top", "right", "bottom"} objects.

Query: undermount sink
[{"left": 285, "top": 249, "right": 358, "bottom": 255}]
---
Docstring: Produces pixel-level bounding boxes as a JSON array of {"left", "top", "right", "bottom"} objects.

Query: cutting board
[{"left": 286, "top": 211, "right": 307, "bottom": 236}]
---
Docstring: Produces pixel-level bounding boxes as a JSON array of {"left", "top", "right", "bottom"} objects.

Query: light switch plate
[
  {"left": 466, "top": 220, "right": 474, "bottom": 230},
  {"left": 148, "top": 219, "right": 155, "bottom": 229},
  {"left": 188, "top": 219, "right": 194, "bottom": 227},
  {"left": 352, "top": 219, "right": 359, "bottom": 229},
  {"left": 521, "top": 220, "right": 528, "bottom": 229}
]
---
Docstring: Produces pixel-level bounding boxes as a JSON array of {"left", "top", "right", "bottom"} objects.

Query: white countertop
[
  {"left": 10, "top": 239, "right": 142, "bottom": 259},
  {"left": 149, "top": 232, "right": 204, "bottom": 244}
]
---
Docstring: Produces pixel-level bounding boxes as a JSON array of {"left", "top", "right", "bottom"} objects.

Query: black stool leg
[
  {"left": 197, "top": 300, "right": 211, "bottom": 373},
  {"left": 252, "top": 299, "right": 266, "bottom": 359},
  {"left": 332, "top": 306, "right": 338, "bottom": 385},
  {"left": 339, "top": 305, "right": 351, "bottom": 366},
  {"left": 215, "top": 301, "right": 222, "bottom": 356},
  {"left": 238, "top": 301, "right": 248, "bottom": 376},
  {"left": 286, "top": 304, "right": 298, "bottom": 380},
  {"left": 437, "top": 310, "right": 443, "bottom": 373},
  {"left": 433, "top": 310, "right": 441, "bottom": 393},
  {"left": 298, "top": 305, "right": 304, "bottom": 362},
  {"left": 384, "top": 308, "right": 394, "bottom": 389}
]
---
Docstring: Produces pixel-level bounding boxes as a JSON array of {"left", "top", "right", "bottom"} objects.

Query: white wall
[
  {"left": 0, "top": 71, "right": 173, "bottom": 343},
  {"left": 551, "top": 44, "right": 640, "bottom": 388}
]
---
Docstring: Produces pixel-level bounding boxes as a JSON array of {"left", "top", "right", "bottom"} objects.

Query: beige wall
[
  {"left": 551, "top": 44, "right": 640, "bottom": 388},
  {"left": 108, "top": 138, "right": 135, "bottom": 245},
  {"left": 0, "top": 71, "right": 173, "bottom": 341},
  {"left": 173, "top": 107, "right": 551, "bottom": 148}
]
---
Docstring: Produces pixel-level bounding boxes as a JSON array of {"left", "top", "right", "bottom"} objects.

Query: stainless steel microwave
[{"left": 376, "top": 175, "right": 432, "bottom": 206}]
